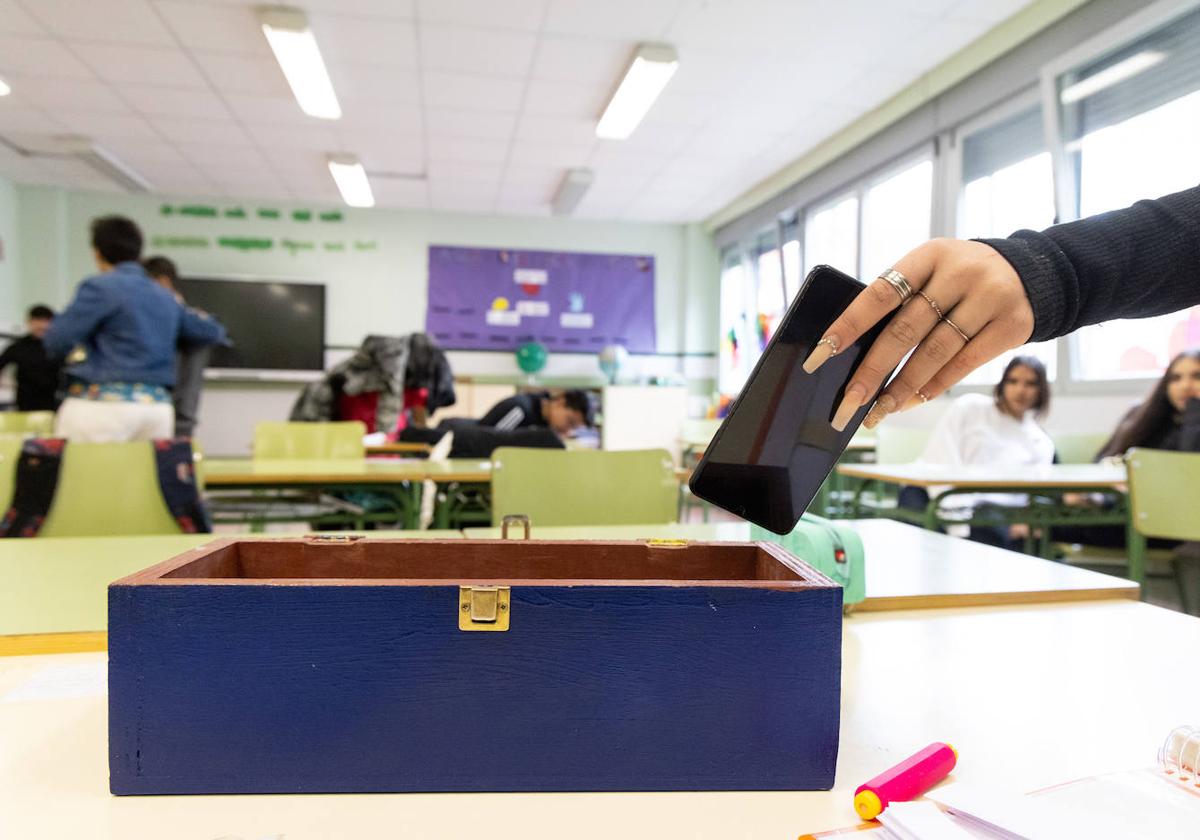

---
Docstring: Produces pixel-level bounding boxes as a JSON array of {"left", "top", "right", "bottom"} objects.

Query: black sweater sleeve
[
  {"left": 979, "top": 184, "right": 1200, "bottom": 342},
  {"left": 1181, "top": 398, "right": 1200, "bottom": 453}
]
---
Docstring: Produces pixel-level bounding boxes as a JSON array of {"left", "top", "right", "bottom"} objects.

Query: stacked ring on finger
[
  {"left": 878, "top": 269, "right": 913, "bottom": 305},
  {"left": 917, "top": 290, "right": 972, "bottom": 342}
]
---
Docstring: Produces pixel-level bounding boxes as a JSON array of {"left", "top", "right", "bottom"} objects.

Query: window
[
  {"left": 781, "top": 218, "right": 801, "bottom": 302},
  {"left": 859, "top": 158, "right": 933, "bottom": 279},
  {"left": 717, "top": 251, "right": 753, "bottom": 396},
  {"left": 1051, "top": 4, "right": 1200, "bottom": 380},
  {"left": 957, "top": 103, "right": 1058, "bottom": 384},
  {"left": 804, "top": 193, "right": 858, "bottom": 279}
]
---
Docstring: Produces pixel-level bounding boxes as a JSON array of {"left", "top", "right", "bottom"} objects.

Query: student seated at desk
[
  {"left": 479, "top": 389, "right": 594, "bottom": 436},
  {"left": 0, "top": 305, "right": 63, "bottom": 411},
  {"left": 902, "top": 356, "right": 1054, "bottom": 550},
  {"left": 1055, "top": 349, "right": 1200, "bottom": 549}
]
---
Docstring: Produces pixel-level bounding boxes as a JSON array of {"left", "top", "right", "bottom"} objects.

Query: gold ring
[
  {"left": 878, "top": 269, "right": 912, "bottom": 305},
  {"left": 941, "top": 315, "right": 971, "bottom": 343},
  {"left": 917, "top": 290, "right": 943, "bottom": 319}
]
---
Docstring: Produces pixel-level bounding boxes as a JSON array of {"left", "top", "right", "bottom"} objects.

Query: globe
[
  {"left": 598, "top": 344, "right": 628, "bottom": 384},
  {"left": 515, "top": 341, "right": 548, "bottom": 374}
]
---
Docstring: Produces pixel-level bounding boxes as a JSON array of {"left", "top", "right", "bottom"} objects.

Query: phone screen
[{"left": 689, "top": 265, "right": 893, "bottom": 534}]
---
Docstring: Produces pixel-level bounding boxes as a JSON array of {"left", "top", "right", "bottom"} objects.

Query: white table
[{"left": 1, "top": 600, "right": 1195, "bottom": 838}]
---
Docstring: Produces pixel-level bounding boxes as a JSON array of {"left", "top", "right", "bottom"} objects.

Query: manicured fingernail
[
  {"left": 832, "top": 383, "right": 867, "bottom": 432},
  {"left": 862, "top": 393, "right": 896, "bottom": 429},
  {"left": 802, "top": 335, "right": 840, "bottom": 374}
]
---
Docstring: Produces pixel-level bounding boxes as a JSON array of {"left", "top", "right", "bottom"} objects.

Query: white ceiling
[{"left": 0, "top": 0, "right": 1035, "bottom": 222}]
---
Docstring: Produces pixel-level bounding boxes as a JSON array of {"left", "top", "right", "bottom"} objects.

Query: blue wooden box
[{"left": 109, "top": 535, "right": 842, "bottom": 794}]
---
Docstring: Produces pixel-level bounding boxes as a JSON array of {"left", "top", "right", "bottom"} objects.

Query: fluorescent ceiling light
[
  {"left": 1060, "top": 50, "right": 1167, "bottom": 105},
  {"left": 0, "top": 77, "right": 10, "bottom": 97},
  {"left": 596, "top": 44, "right": 678, "bottom": 140},
  {"left": 552, "top": 168, "right": 593, "bottom": 216},
  {"left": 58, "top": 135, "right": 152, "bottom": 193},
  {"left": 328, "top": 153, "right": 374, "bottom": 208},
  {"left": 258, "top": 6, "right": 341, "bottom": 120}
]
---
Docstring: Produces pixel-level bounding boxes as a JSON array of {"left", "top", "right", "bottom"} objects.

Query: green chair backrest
[
  {"left": 39, "top": 442, "right": 184, "bottom": 537},
  {"left": 253, "top": 421, "right": 366, "bottom": 459},
  {"left": 0, "top": 411, "right": 55, "bottom": 435},
  {"left": 875, "top": 425, "right": 930, "bottom": 464},
  {"left": 491, "top": 447, "right": 677, "bottom": 527},
  {"left": 1052, "top": 432, "right": 1108, "bottom": 464},
  {"left": 1126, "top": 448, "right": 1200, "bottom": 542},
  {"left": 0, "top": 434, "right": 27, "bottom": 514}
]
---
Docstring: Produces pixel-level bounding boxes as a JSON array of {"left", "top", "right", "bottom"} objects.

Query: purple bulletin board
[{"left": 425, "top": 245, "right": 657, "bottom": 353}]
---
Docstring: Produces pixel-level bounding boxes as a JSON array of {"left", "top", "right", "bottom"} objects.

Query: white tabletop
[
  {"left": 836, "top": 462, "right": 1126, "bottom": 489},
  {"left": 1, "top": 600, "right": 1194, "bottom": 838}
]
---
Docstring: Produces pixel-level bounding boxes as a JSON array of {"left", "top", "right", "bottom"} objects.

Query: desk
[
  {"left": 464, "top": 520, "right": 1138, "bottom": 611},
  {"left": 836, "top": 462, "right": 1131, "bottom": 568},
  {"left": 365, "top": 442, "right": 432, "bottom": 457},
  {"left": 0, "top": 600, "right": 1194, "bottom": 837},
  {"left": 202, "top": 458, "right": 492, "bottom": 530},
  {"left": 0, "top": 530, "right": 464, "bottom": 656}
]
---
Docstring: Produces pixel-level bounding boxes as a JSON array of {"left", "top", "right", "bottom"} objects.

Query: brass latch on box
[{"left": 459, "top": 586, "right": 511, "bottom": 631}]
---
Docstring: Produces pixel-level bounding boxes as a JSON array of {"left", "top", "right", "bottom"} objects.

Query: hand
[{"left": 801, "top": 239, "right": 1035, "bottom": 431}]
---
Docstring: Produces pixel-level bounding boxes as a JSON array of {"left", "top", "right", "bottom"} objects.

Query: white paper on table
[
  {"left": 1, "top": 661, "right": 107, "bottom": 703},
  {"left": 927, "top": 782, "right": 1116, "bottom": 839},
  {"left": 877, "top": 801, "right": 984, "bottom": 840}
]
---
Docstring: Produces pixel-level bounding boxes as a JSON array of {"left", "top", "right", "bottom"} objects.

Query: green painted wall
[
  {"left": 16, "top": 186, "right": 718, "bottom": 356},
  {"left": 0, "top": 175, "right": 22, "bottom": 329}
]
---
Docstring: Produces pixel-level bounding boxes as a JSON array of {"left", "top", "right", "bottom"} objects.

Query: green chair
[
  {"left": 37, "top": 442, "right": 187, "bottom": 537},
  {"left": 1125, "top": 448, "right": 1200, "bottom": 609},
  {"left": 1052, "top": 432, "right": 1108, "bottom": 464},
  {"left": 0, "top": 411, "right": 55, "bottom": 435},
  {"left": 491, "top": 447, "right": 677, "bottom": 527},
  {"left": 253, "top": 421, "right": 366, "bottom": 459}
]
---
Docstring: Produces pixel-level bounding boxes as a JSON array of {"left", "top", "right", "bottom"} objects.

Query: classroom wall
[
  {"left": 13, "top": 185, "right": 719, "bottom": 453},
  {"left": 0, "top": 175, "right": 22, "bottom": 330}
]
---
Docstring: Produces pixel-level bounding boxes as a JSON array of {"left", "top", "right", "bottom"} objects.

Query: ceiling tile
[
  {"left": 51, "top": 110, "right": 162, "bottom": 140},
  {"left": 151, "top": 117, "right": 254, "bottom": 146},
  {"left": 950, "top": 0, "right": 1035, "bottom": 25},
  {"left": 0, "top": 36, "right": 95, "bottom": 79},
  {"left": 369, "top": 177, "right": 428, "bottom": 208},
  {"left": 326, "top": 63, "right": 421, "bottom": 104},
  {"left": 311, "top": 15, "right": 418, "bottom": 68},
  {"left": 245, "top": 122, "right": 341, "bottom": 151},
  {"left": 187, "top": 52, "right": 289, "bottom": 97},
  {"left": 0, "top": 0, "right": 47, "bottom": 35},
  {"left": 0, "top": 103, "right": 64, "bottom": 134},
  {"left": 264, "top": 148, "right": 326, "bottom": 175},
  {"left": 278, "top": 0, "right": 415, "bottom": 16},
  {"left": 72, "top": 43, "right": 208, "bottom": 88},
  {"left": 522, "top": 80, "right": 605, "bottom": 118},
  {"left": 26, "top": 0, "right": 175, "bottom": 45},
  {"left": 180, "top": 142, "right": 270, "bottom": 170},
  {"left": 427, "top": 137, "right": 509, "bottom": 165},
  {"left": 544, "top": 0, "right": 684, "bottom": 40},
  {"left": 5, "top": 76, "right": 130, "bottom": 113},
  {"left": 154, "top": 2, "right": 267, "bottom": 55},
  {"left": 507, "top": 140, "right": 592, "bottom": 168},
  {"left": 123, "top": 84, "right": 232, "bottom": 119},
  {"left": 416, "top": 0, "right": 546, "bottom": 31},
  {"left": 428, "top": 160, "right": 505, "bottom": 181},
  {"left": 335, "top": 102, "right": 423, "bottom": 135},
  {"left": 224, "top": 94, "right": 313, "bottom": 127},
  {"left": 531, "top": 36, "right": 629, "bottom": 85},
  {"left": 95, "top": 138, "right": 189, "bottom": 166},
  {"left": 423, "top": 72, "right": 524, "bottom": 112},
  {"left": 514, "top": 115, "right": 597, "bottom": 145},
  {"left": 354, "top": 140, "right": 424, "bottom": 175},
  {"left": 425, "top": 109, "right": 516, "bottom": 141},
  {"left": 500, "top": 165, "right": 562, "bottom": 196},
  {"left": 419, "top": 25, "right": 537, "bottom": 77}
]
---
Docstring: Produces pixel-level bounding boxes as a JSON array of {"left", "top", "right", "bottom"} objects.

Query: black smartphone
[{"left": 689, "top": 265, "right": 894, "bottom": 534}]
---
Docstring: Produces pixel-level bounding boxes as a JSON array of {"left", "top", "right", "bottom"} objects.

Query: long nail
[
  {"left": 802, "top": 336, "right": 840, "bottom": 374},
  {"left": 862, "top": 393, "right": 896, "bottom": 429},
  {"left": 832, "top": 383, "right": 867, "bottom": 431}
]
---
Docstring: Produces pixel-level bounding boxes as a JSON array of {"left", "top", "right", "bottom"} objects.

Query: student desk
[
  {"left": 365, "top": 442, "right": 433, "bottom": 457},
  {"left": 0, "top": 600, "right": 1194, "bottom": 838},
  {"left": 463, "top": 519, "right": 1138, "bottom": 611},
  {"left": 201, "top": 458, "right": 492, "bottom": 530},
  {"left": 0, "top": 530, "right": 464, "bottom": 656},
  {"left": 835, "top": 462, "right": 1131, "bottom": 567}
]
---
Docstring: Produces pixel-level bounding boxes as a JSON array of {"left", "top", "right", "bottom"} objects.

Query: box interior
[{"left": 151, "top": 539, "right": 825, "bottom": 586}]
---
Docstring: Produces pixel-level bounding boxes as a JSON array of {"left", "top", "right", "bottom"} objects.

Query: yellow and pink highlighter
[{"left": 853, "top": 742, "right": 958, "bottom": 821}]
